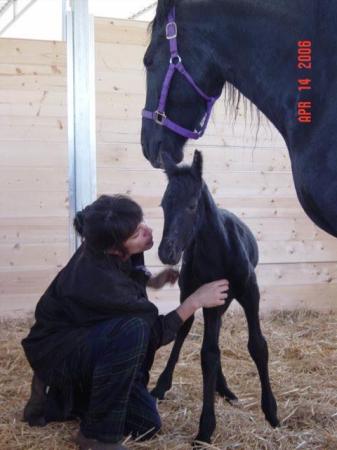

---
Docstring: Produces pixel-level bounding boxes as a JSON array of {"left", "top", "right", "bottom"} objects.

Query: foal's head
[
  {"left": 159, "top": 150, "right": 205, "bottom": 265},
  {"left": 141, "top": 0, "right": 226, "bottom": 168}
]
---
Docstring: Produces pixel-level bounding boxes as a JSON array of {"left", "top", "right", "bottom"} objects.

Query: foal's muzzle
[{"left": 159, "top": 238, "right": 182, "bottom": 265}]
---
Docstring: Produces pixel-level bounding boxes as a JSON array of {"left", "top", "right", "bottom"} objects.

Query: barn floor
[{"left": 0, "top": 310, "right": 336, "bottom": 450}]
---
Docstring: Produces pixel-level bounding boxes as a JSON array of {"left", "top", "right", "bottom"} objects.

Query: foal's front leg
[
  {"left": 239, "top": 281, "right": 279, "bottom": 427},
  {"left": 194, "top": 309, "right": 221, "bottom": 446},
  {"left": 151, "top": 314, "right": 195, "bottom": 399}
]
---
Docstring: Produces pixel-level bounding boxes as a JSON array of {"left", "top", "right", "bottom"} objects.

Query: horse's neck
[{"left": 211, "top": 0, "right": 314, "bottom": 147}]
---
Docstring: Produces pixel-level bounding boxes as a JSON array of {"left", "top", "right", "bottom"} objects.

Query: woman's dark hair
[{"left": 73, "top": 194, "right": 143, "bottom": 257}]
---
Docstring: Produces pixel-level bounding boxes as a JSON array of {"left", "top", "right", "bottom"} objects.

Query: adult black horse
[{"left": 141, "top": 0, "right": 337, "bottom": 238}]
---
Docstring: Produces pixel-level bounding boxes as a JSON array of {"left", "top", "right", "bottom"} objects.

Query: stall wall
[{"left": 0, "top": 38, "right": 68, "bottom": 316}]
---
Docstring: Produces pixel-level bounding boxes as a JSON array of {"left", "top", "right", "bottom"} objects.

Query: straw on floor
[{"left": 0, "top": 309, "right": 336, "bottom": 450}]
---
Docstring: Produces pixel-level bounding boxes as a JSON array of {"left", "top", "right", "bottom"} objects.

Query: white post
[
  {"left": 62, "top": 0, "right": 68, "bottom": 40},
  {"left": 66, "top": 0, "right": 96, "bottom": 254}
]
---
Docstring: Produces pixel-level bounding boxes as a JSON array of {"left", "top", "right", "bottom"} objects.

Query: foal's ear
[
  {"left": 162, "top": 151, "right": 177, "bottom": 178},
  {"left": 192, "top": 150, "right": 203, "bottom": 179}
]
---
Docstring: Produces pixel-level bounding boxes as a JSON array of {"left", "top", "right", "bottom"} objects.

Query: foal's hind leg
[
  {"left": 151, "top": 314, "right": 195, "bottom": 400},
  {"left": 216, "top": 361, "right": 238, "bottom": 402},
  {"left": 214, "top": 312, "right": 238, "bottom": 402},
  {"left": 238, "top": 281, "right": 279, "bottom": 427}
]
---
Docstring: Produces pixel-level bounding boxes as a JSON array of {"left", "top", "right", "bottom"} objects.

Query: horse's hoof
[{"left": 150, "top": 386, "right": 166, "bottom": 400}]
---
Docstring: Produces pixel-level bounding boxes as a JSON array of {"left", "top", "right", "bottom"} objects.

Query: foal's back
[{"left": 219, "top": 208, "right": 259, "bottom": 268}]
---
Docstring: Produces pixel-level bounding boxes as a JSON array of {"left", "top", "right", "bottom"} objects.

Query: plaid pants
[{"left": 38, "top": 317, "right": 161, "bottom": 443}]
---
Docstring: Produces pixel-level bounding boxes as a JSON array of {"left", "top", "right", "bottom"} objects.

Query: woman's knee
[
  {"left": 119, "top": 317, "right": 150, "bottom": 348},
  {"left": 99, "top": 317, "right": 151, "bottom": 356},
  {"left": 87, "top": 317, "right": 151, "bottom": 367}
]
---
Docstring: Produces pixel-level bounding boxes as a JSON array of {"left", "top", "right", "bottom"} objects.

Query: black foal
[{"left": 153, "top": 150, "right": 279, "bottom": 445}]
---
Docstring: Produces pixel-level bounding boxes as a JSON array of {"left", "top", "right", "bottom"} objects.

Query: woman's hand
[
  {"left": 176, "top": 279, "right": 230, "bottom": 322},
  {"left": 189, "top": 279, "right": 229, "bottom": 309},
  {"left": 147, "top": 268, "right": 180, "bottom": 289}
]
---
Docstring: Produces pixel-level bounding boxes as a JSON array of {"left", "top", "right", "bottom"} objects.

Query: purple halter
[{"left": 142, "top": 7, "right": 220, "bottom": 140}]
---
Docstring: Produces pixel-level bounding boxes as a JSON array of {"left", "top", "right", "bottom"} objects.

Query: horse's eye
[
  {"left": 143, "top": 55, "right": 153, "bottom": 68},
  {"left": 187, "top": 203, "right": 198, "bottom": 213}
]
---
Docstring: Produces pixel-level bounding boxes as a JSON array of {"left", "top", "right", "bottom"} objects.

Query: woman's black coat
[{"left": 22, "top": 242, "right": 182, "bottom": 372}]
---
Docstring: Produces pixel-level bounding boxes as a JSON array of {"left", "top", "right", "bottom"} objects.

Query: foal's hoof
[
  {"left": 268, "top": 416, "right": 280, "bottom": 428},
  {"left": 150, "top": 386, "right": 167, "bottom": 400},
  {"left": 227, "top": 397, "right": 240, "bottom": 406},
  {"left": 192, "top": 436, "right": 211, "bottom": 449},
  {"left": 265, "top": 412, "right": 280, "bottom": 428},
  {"left": 216, "top": 386, "right": 238, "bottom": 403}
]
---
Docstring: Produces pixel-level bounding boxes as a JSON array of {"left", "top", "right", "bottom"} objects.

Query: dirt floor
[{"left": 0, "top": 309, "right": 336, "bottom": 450}]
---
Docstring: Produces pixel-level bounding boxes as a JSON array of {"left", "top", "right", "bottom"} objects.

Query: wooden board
[
  {"left": 0, "top": 39, "right": 66, "bottom": 65},
  {"left": 0, "top": 141, "right": 67, "bottom": 167},
  {"left": 0, "top": 217, "right": 68, "bottom": 243},
  {"left": 97, "top": 142, "right": 291, "bottom": 171},
  {"left": 0, "top": 118, "right": 67, "bottom": 142},
  {"left": 0, "top": 167, "right": 67, "bottom": 191},
  {"left": 0, "top": 243, "right": 69, "bottom": 269},
  {"left": 95, "top": 17, "right": 149, "bottom": 45}
]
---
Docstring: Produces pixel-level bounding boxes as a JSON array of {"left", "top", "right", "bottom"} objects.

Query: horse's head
[
  {"left": 141, "top": 0, "right": 226, "bottom": 168},
  {"left": 159, "top": 149, "right": 205, "bottom": 265}
]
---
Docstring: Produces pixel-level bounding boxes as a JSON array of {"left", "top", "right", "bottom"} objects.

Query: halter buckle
[
  {"left": 154, "top": 110, "right": 166, "bottom": 125},
  {"left": 166, "top": 21, "right": 177, "bottom": 39}
]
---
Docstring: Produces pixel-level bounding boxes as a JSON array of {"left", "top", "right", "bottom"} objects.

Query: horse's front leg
[
  {"left": 193, "top": 309, "right": 221, "bottom": 446},
  {"left": 238, "top": 280, "right": 279, "bottom": 427}
]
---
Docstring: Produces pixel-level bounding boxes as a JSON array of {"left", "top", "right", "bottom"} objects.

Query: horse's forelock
[
  {"left": 156, "top": 0, "right": 176, "bottom": 24},
  {"left": 147, "top": 3, "right": 164, "bottom": 35}
]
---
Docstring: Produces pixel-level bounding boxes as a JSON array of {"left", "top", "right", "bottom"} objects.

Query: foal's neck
[{"left": 195, "top": 182, "right": 229, "bottom": 250}]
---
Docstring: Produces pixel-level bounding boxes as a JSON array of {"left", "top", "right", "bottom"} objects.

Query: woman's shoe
[
  {"left": 73, "top": 430, "right": 130, "bottom": 450},
  {"left": 23, "top": 373, "right": 47, "bottom": 427}
]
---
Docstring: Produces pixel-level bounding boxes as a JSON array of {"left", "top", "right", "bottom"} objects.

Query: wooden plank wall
[
  {"left": 0, "top": 18, "right": 336, "bottom": 316},
  {"left": 0, "top": 38, "right": 68, "bottom": 316},
  {"left": 95, "top": 17, "right": 337, "bottom": 313}
]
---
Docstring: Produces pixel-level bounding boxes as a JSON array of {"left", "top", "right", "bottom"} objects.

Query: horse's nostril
[
  {"left": 159, "top": 239, "right": 175, "bottom": 257},
  {"left": 158, "top": 151, "right": 164, "bottom": 168},
  {"left": 166, "top": 238, "right": 175, "bottom": 250}
]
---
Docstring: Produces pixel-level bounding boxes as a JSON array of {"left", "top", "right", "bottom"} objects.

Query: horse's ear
[
  {"left": 192, "top": 150, "right": 203, "bottom": 179},
  {"left": 156, "top": 0, "right": 175, "bottom": 23},
  {"left": 162, "top": 151, "right": 177, "bottom": 178}
]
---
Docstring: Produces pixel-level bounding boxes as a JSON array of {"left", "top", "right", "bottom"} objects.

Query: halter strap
[{"left": 142, "top": 6, "right": 220, "bottom": 140}]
